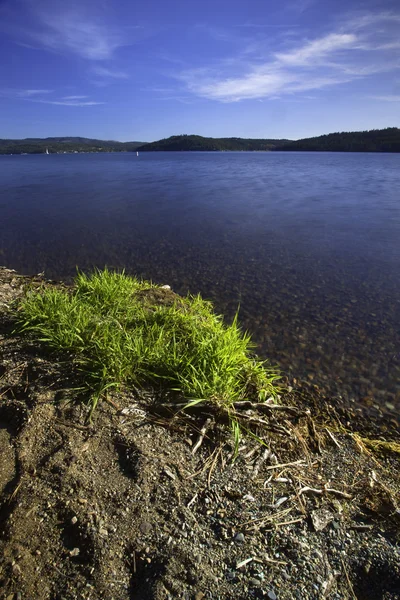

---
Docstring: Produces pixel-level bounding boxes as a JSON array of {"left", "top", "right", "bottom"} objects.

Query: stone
[
  {"left": 139, "top": 521, "right": 152, "bottom": 535},
  {"left": 267, "top": 591, "right": 277, "bottom": 600},
  {"left": 233, "top": 532, "right": 245, "bottom": 543},
  {"left": 311, "top": 509, "right": 335, "bottom": 532}
]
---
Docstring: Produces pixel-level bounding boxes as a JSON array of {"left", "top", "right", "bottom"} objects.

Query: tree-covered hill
[
  {"left": 0, "top": 137, "right": 145, "bottom": 154},
  {"left": 136, "top": 134, "right": 290, "bottom": 152},
  {"left": 277, "top": 128, "right": 400, "bottom": 152},
  {"left": 2, "top": 128, "right": 399, "bottom": 155}
]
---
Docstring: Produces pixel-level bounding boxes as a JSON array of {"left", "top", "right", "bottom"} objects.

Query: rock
[
  {"left": 233, "top": 532, "right": 245, "bottom": 543},
  {"left": 267, "top": 591, "right": 277, "bottom": 600},
  {"left": 249, "top": 578, "right": 261, "bottom": 587},
  {"left": 311, "top": 509, "right": 335, "bottom": 532},
  {"left": 226, "top": 571, "right": 236, "bottom": 582},
  {"left": 69, "top": 548, "right": 80, "bottom": 557},
  {"left": 139, "top": 521, "right": 152, "bottom": 535},
  {"left": 71, "top": 516, "right": 78, "bottom": 525}
]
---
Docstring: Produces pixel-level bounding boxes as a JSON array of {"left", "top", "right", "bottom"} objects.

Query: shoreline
[{"left": 0, "top": 267, "right": 399, "bottom": 599}]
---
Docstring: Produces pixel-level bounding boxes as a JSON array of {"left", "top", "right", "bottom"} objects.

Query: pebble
[
  {"left": 249, "top": 578, "right": 261, "bottom": 587},
  {"left": 311, "top": 509, "right": 334, "bottom": 532},
  {"left": 267, "top": 591, "right": 277, "bottom": 600},
  {"left": 71, "top": 516, "right": 78, "bottom": 525},
  {"left": 70, "top": 548, "right": 80, "bottom": 557},
  {"left": 139, "top": 521, "right": 152, "bottom": 535},
  {"left": 233, "top": 532, "right": 245, "bottom": 543}
]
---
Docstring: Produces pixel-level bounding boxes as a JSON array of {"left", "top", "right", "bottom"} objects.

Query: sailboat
[
  {"left": 136, "top": 151, "right": 139, "bottom": 157},
  {"left": 45, "top": 148, "right": 49, "bottom": 155}
]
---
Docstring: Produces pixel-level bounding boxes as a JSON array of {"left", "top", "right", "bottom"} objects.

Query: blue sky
[{"left": 1, "top": 0, "right": 399, "bottom": 141}]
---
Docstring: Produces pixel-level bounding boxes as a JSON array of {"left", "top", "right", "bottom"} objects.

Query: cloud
[
  {"left": 91, "top": 66, "right": 129, "bottom": 79},
  {"left": 371, "top": 95, "right": 400, "bottom": 102},
  {"left": 274, "top": 33, "right": 358, "bottom": 66},
  {"left": 61, "top": 95, "right": 88, "bottom": 100},
  {"left": 179, "top": 12, "right": 400, "bottom": 102},
  {"left": 17, "top": 89, "right": 54, "bottom": 97},
  {"left": 32, "top": 11, "right": 123, "bottom": 60},
  {"left": 0, "top": 88, "right": 53, "bottom": 98},
  {"left": 2, "top": 0, "right": 128, "bottom": 61},
  {"left": 33, "top": 99, "right": 104, "bottom": 106},
  {"left": 0, "top": 88, "right": 103, "bottom": 106}
]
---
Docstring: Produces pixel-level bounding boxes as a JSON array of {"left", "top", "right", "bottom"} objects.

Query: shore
[{"left": 0, "top": 267, "right": 399, "bottom": 600}]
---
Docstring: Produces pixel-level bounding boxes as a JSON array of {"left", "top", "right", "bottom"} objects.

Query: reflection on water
[{"left": 1, "top": 151, "right": 399, "bottom": 416}]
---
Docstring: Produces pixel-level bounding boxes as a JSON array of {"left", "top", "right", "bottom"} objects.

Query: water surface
[{"left": 1, "top": 152, "right": 399, "bottom": 415}]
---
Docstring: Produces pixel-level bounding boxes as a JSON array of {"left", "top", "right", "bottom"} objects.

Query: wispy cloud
[
  {"left": 274, "top": 33, "right": 358, "bottom": 66},
  {"left": 28, "top": 4, "right": 124, "bottom": 61},
  {"left": 179, "top": 12, "right": 400, "bottom": 102},
  {"left": 0, "top": 0, "right": 133, "bottom": 62},
  {"left": 35, "top": 99, "right": 104, "bottom": 106},
  {"left": 371, "top": 95, "right": 400, "bottom": 102},
  {"left": 16, "top": 89, "right": 54, "bottom": 97},
  {"left": 0, "top": 88, "right": 103, "bottom": 106},
  {"left": 61, "top": 95, "right": 88, "bottom": 100},
  {"left": 91, "top": 66, "right": 129, "bottom": 79}
]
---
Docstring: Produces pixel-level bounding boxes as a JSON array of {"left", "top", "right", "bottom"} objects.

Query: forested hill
[
  {"left": 0, "top": 137, "right": 145, "bottom": 154},
  {"left": 136, "top": 135, "right": 290, "bottom": 152},
  {"left": 2, "top": 128, "right": 399, "bottom": 154},
  {"left": 277, "top": 128, "right": 400, "bottom": 152}
]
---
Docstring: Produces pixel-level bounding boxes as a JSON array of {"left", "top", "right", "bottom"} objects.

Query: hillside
[
  {"left": 0, "top": 137, "right": 145, "bottom": 155},
  {"left": 136, "top": 134, "right": 291, "bottom": 152},
  {"left": 2, "top": 128, "right": 400, "bottom": 154},
  {"left": 277, "top": 127, "right": 400, "bottom": 152}
]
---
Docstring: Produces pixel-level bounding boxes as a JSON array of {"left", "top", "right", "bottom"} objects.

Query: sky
[{"left": 0, "top": 0, "right": 399, "bottom": 141}]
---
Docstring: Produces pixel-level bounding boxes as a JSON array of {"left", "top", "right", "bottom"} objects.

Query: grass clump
[{"left": 18, "top": 269, "right": 280, "bottom": 419}]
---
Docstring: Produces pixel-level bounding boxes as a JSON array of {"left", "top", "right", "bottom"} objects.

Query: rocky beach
[{"left": 0, "top": 267, "right": 399, "bottom": 600}]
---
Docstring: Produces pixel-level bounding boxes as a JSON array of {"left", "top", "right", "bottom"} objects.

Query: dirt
[{"left": 0, "top": 266, "right": 399, "bottom": 600}]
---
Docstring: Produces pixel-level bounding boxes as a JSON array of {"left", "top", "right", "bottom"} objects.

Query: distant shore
[{"left": 1, "top": 127, "right": 399, "bottom": 154}]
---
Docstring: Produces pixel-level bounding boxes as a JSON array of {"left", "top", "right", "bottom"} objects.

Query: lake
[{"left": 1, "top": 151, "right": 399, "bottom": 417}]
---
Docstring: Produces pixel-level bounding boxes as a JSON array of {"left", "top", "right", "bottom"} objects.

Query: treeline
[
  {"left": 2, "top": 129, "right": 399, "bottom": 154},
  {"left": 136, "top": 134, "right": 290, "bottom": 152},
  {"left": 277, "top": 128, "right": 400, "bottom": 152},
  {"left": 0, "top": 137, "right": 144, "bottom": 155}
]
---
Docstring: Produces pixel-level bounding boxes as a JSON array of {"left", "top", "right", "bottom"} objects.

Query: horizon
[
  {"left": 1, "top": 0, "right": 399, "bottom": 141},
  {"left": 1, "top": 126, "right": 400, "bottom": 145}
]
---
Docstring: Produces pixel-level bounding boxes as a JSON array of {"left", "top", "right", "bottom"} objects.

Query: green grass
[{"left": 17, "top": 269, "right": 280, "bottom": 421}]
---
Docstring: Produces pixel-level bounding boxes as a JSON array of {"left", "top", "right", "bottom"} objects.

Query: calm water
[{"left": 1, "top": 152, "right": 399, "bottom": 415}]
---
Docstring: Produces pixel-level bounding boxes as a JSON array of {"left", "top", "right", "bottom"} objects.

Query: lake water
[{"left": 1, "top": 151, "right": 399, "bottom": 417}]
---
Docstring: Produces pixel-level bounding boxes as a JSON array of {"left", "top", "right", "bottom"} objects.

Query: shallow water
[{"left": 1, "top": 151, "right": 399, "bottom": 414}]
